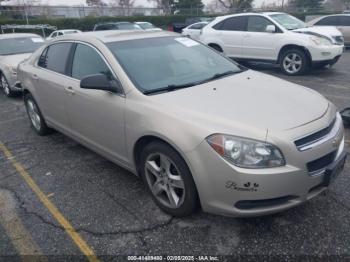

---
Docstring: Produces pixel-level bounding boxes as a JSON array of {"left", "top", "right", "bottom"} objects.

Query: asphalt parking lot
[{"left": 1, "top": 51, "right": 350, "bottom": 261}]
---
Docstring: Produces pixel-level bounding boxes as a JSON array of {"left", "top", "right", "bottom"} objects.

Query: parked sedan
[
  {"left": 135, "top": 22, "right": 162, "bottom": 31},
  {"left": 182, "top": 22, "right": 208, "bottom": 40},
  {"left": 18, "top": 31, "right": 346, "bottom": 217},
  {"left": 308, "top": 14, "right": 350, "bottom": 47},
  {"left": 46, "top": 29, "right": 82, "bottom": 41},
  {"left": 93, "top": 22, "right": 142, "bottom": 31},
  {"left": 0, "top": 33, "right": 44, "bottom": 97}
]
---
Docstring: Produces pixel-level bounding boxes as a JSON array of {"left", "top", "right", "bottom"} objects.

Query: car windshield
[
  {"left": 0, "top": 37, "right": 44, "bottom": 55},
  {"left": 270, "top": 13, "right": 306, "bottom": 30},
  {"left": 118, "top": 23, "right": 141, "bottom": 30},
  {"left": 107, "top": 36, "right": 243, "bottom": 94},
  {"left": 138, "top": 23, "right": 156, "bottom": 29}
]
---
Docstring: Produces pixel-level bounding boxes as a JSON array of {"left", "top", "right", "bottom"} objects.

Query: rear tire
[
  {"left": 280, "top": 48, "right": 309, "bottom": 76},
  {"left": 24, "top": 93, "right": 53, "bottom": 136},
  {"left": 139, "top": 141, "right": 198, "bottom": 217}
]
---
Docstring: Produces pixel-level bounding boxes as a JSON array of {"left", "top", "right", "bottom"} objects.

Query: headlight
[
  {"left": 310, "top": 36, "right": 332, "bottom": 46},
  {"left": 206, "top": 134, "right": 285, "bottom": 168}
]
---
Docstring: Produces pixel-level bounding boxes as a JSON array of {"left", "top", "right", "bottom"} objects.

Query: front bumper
[
  {"left": 186, "top": 115, "right": 345, "bottom": 217},
  {"left": 308, "top": 44, "right": 344, "bottom": 62}
]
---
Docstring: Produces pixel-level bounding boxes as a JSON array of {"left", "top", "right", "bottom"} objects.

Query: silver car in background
[
  {"left": 0, "top": 33, "right": 44, "bottom": 97},
  {"left": 308, "top": 14, "right": 350, "bottom": 47},
  {"left": 181, "top": 22, "right": 208, "bottom": 40},
  {"left": 18, "top": 31, "right": 346, "bottom": 217}
]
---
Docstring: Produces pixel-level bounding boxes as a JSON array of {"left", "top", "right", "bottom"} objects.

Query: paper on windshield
[
  {"left": 32, "top": 38, "right": 44, "bottom": 43},
  {"left": 175, "top": 37, "right": 199, "bottom": 47}
]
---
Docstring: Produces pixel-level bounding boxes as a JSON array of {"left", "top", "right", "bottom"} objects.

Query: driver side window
[{"left": 71, "top": 43, "right": 111, "bottom": 80}]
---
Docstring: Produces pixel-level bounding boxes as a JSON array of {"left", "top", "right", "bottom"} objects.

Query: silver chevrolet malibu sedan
[{"left": 17, "top": 31, "right": 346, "bottom": 217}]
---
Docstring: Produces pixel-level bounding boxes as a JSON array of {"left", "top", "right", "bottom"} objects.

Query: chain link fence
[{"left": 0, "top": 4, "right": 348, "bottom": 23}]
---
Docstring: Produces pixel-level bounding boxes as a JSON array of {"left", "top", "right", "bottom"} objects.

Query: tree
[
  {"left": 216, "top": 0, "right": 253, "bottom": 12},
  {"left": 147, "top": 0, "right": 173, "bottom": 14},
  {"left": 174, "top": 0, "right": 204, "bottom": 14},
  {"left": 111, "top": 0, "right": 136, "bottom": 15},
  {"left": 288, "top": 0, "right": 324, "bottom": 12},
  {"left": 86, "top": 0, "right": 105, "bottom": 6},
  {"left": 205, "top": 0, "right": 228, "bottom": 13}
]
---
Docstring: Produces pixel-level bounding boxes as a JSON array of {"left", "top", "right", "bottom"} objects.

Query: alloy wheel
[
  {"left": 283, "top": 53, "right": 302, "bottom": 74},
  {"left": 26, "top": 99, "right": 41, "bottom": 131},
  {"left": 144, "top": 153, "right": 185, "bottom": 209}
]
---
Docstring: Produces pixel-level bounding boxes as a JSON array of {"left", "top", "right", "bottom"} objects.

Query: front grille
[
  {"left": 306, "top": 150, "right": 337, "bottom": 174},
  {"left": 294, "top": 118, "right": 336, "bottom": 150},
  {"left": 235, "top": 196, "right": 296, "bottom": 210},
  {"left": 333, "top": 36, "right": 344, "bottom": 45}
]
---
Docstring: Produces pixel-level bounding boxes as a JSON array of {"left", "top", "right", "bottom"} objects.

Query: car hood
[
  {"left": 0, "top": 53, "right": 32, "bottom": 67},
  {"left": 293, "top": 26, "right": 342, "bottom": 38},
  {"left": 149, "top": 70, "right": 329, "bottom": 133}
]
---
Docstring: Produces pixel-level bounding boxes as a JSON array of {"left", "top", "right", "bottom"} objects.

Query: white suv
[{"left": 200, "top": 12, "right": 344, "bottom": 75}]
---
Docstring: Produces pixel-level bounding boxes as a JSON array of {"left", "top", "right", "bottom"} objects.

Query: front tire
[
  {"left": 1, "top": 74, "right": 14, "bottom": 97},
  {"left": 24, "top": 93, "right": 52, "bottom": 136},
  {"left": 140, "top": 141, "right": 198, "bottom": 217},
  {"left": 280, "top": 48, "right": 309, "bottom": 76}
]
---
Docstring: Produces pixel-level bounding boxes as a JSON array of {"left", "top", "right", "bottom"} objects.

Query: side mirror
[
  {"left": 80, "top": 74, "right": 122, "bottom": 94},
  {"left": 266, "top": 25, "right": 276, "bottom": 33}
]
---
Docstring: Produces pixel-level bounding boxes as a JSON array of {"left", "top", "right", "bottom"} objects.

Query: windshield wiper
[
  {"left": 143, "top": 70, "right": 238, "bottom": 95},
  {"left": 143, "top": 82, "right": 197, "bottom": 95},
  {"left": 195, "top": 70, "right": 238, "bottom": 85}
]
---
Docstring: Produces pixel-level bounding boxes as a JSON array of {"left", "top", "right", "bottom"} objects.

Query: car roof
[
  {"left": 95, "top": 21, "right": 133, "bottom": 25},
  {"left": 54, "top": 30, "right": 178, "bottom": 44},
  {"left": 0, "top": 33, "right": 42, "bottom": 39},
  {"left": 217, "top": 12, "right": 284, "bottom": 19}
]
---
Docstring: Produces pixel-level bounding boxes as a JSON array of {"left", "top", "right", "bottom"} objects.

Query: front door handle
[
  {"left": 65, "top": 86, "right": 75, "bottom": 95},
  {"left": 32, "top": 74, "right": 39, "bottom": 80}
]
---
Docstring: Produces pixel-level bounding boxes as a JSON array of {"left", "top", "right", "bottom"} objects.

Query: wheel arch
[
  {"left": 277, "top": 44, "right": 312, "bottom": 65},
  {"left": 133, "top": 135, "right": 191, "bottom": 175},
  {"left": 133, "top": 134, "right": 201, "bottom": 209}
]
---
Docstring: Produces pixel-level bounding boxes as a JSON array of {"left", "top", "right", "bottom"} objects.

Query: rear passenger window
[
  {"left": 71, "top": 44, "right": 110, "bottom": 80},
  {"left": 39, "top": 43, "right": 73, "bottom": 75},
  {"left": 214, "top": 16, "right": 247, "bottom": 31},
  {"left": 38, "top": 47, "right": 49, "bottom": 68}
]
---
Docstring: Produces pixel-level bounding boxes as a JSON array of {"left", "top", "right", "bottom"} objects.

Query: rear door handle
[
  {"left": 32, "top": 74, "right": 39, "bottom": 80},
  {"left": 65, "top": 86, "right": 75, "bottom": 95}
]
